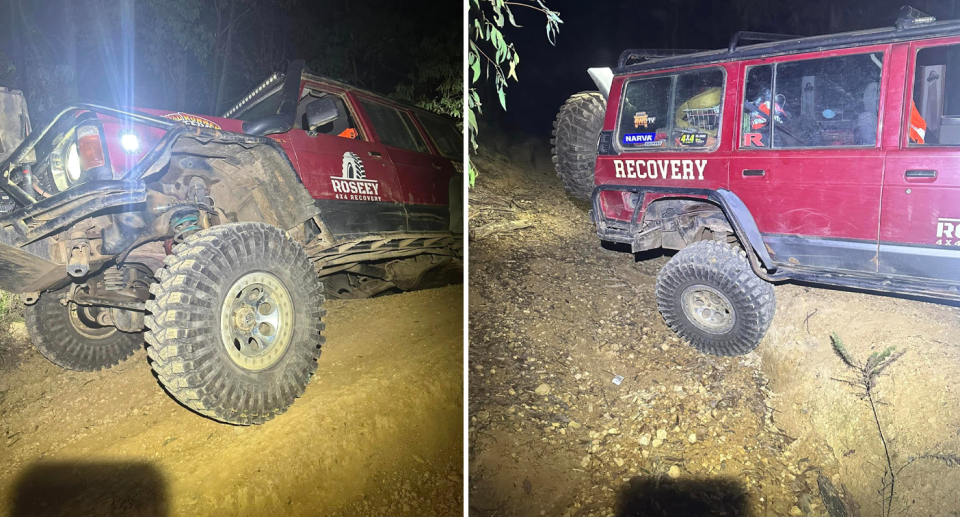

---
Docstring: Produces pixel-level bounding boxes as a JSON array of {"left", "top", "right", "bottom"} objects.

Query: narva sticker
[
  {"left": 633, "top": 111, "right": 656, "bottom": 128},
  {"left": 613, "top": 159, "right": 707, "bottom": 181},
  {"left": 679, "top": 132, "right": 708, "bottom": 146},
  {"left": 623, "top": 132, "right": 657, "bottom": 144}
]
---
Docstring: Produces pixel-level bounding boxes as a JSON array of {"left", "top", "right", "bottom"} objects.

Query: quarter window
[
  {"left": 417, "top": 114, "right": 462, "bottom": 160},
  {"left": 618, "top": 68, "right": 724, "bottom": 151},
  {"left": 741, "top": 52, "right": 884, "bottom": 149},
  {"left": 360, "top": 100, "right": 428, "bottom": 153},
  {"left": 909, "top": 44, "right": 960, "bottom": 146}
]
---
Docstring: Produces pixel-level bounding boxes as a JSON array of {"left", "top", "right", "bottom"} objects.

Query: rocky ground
[
  {"left": 467, "top": 140, "right": 960, "bottom": 517},
  {"left": 0, "top": 284, "right": 464, "bottom": 517}
]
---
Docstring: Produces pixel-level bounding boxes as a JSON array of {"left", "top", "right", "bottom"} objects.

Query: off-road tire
[
  {"left": 552, "top": 91, "right": 606, "bottom": 202},
  {"left": 145, "top": 222, "right": 325, "bottom": 425},
  {"left": 655, "top": 240, "right": 775, "bottom": 356},
  {"left": 25, "top": 286, "right": 143, "bottom": 371}
]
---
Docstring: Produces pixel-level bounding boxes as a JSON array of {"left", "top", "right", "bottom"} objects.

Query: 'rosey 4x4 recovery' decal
[
  {"left": 936, "top": 218, "right": 960, "bottom": 246},
  {"left": 613, "top": 159, "right": 707, "bottom": 181},
  {"left": 331, "top": 151, "right": 382, "bottom": 202}
]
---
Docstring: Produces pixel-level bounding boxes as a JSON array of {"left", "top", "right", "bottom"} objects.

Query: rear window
[
  {"left": 741, "top": 52, "right": 884, "bottom": 149},
  {"left": 417, "top": 114, "right": 461, "bottom": 159},
  {"left": 617, "top": 67, "right": 724, "bottom": 151},
  {"left": 360, "top": 100, "right": 428, "bottom": 153}
]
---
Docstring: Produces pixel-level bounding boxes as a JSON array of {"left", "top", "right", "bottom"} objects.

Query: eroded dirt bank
[
  {"left": 0, "top": 284, "right": 463, "bottom": 516},
  {"left": 468, "top": 142, "right": 960, "bottom": 517}
]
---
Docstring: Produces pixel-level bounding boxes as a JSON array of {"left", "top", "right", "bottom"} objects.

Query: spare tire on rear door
[{"left": 551, "top": 91, "right": 606, "bottom": 202}]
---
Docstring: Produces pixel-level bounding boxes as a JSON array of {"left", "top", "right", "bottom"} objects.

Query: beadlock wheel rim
[
  {"left": 220, "top": 272, "right": 294, "bottom": 371},
  {"left": 680, "top": 284, "right": 736, "bottom": 334}
]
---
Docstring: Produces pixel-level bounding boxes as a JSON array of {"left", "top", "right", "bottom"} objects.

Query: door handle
[
  {"left": 742, "top": 169, "right": 765, "bottom": 177},
  {"left": 432, "top": 163, "right": 443, "bottom": 170},
  {"left": 905, "top": 169, "right": 937, "bottom": 179},
  {"left": 367, "top": 151, "right": 382, "bottom": 159}
]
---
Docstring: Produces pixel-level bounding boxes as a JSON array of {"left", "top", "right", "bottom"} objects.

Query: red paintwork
[
  {"left": 92, "top": 78, "right": 455, "bottom": 208},
  {"left": 598, "top": 36, "right": 960, "bottom": 254}
]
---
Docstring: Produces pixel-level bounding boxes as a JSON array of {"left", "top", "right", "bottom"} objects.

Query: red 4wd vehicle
[
  {"left": 0, "top": 60, "right": 462, "bottom": 424},
  {"left": 553, "top": 7, "right": 960, "bottom": 356}
]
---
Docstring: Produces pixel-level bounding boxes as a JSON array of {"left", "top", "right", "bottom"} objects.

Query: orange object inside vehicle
[{"left": 338, "top": 128, "right": 358, "bottom": 139}]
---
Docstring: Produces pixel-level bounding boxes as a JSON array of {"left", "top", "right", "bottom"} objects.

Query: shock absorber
[{"left": 170, "top": 208, "right": 201, "bottom": 243}]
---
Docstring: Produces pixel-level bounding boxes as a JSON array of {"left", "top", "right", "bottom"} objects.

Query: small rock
[
  {"left": 569, "top": 421, "right": 581, "bottom": 429},
  {"left": 668, "top": 465, "right": 681, "bottom": 478},
  {"left": 788, "top": 506, "right": 803, "bottom": 517},
  {"left": 607, "top": 428, "right": 620, "bottom": 435},
  {"left": 656, "top": 429, "right": 668, "bottom": 440},
  {"left": 652, "top": 439, "right": 662, "bottom": 448},
  {"left": 688, "top": 433, "right": 697, "bottom": 444},
  {"left": 638, "top": 433, "right": 651, "bottom": 446},
  {"left": 535, "top": 383, "right": 551, "bottom": 396},
  {"left": 581, "top": 455, "right": 591, "bottom": 468},
  {"left": 614, "top": 458, "right": 625, "bottom": 467}
]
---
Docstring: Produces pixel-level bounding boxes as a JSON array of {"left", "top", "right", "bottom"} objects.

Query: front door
[
  {"left": 729, "top": 49, "right": 887, "bottom": 273},
  {"left": 879, "top": 39, "right": 960, "bottom": 282},
  {"left": 286, "top": 82, "right": 407, "bottom": 237}
]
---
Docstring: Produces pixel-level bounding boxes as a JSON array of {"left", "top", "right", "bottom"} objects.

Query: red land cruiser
[
  {"left": 0, "top": 60, "right": 462, "bottom": 424},
  {"left": 553, "top": 7, "right": 959, "bottom": 356}
]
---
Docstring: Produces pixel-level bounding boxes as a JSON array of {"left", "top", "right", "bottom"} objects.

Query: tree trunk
[
  {"left": 214, "top": 0, "right": 237, "bottom": 115},
  {"left": 178, "top": 52, "right": 188, "bottom": 111}
]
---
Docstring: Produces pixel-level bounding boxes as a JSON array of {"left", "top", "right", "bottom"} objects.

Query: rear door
[
  {"left": 355, "top": 96, "right": 451, "bottom": 233},
  {"left": 728, "top": 47, "right": 888, "bottom": 273},
  {"left": 879, "top": 38, "right": 960, "bottom": 282},
  {"left": 413, "top": 111, "right": 464, "bottom": 234},
  {"left": 286, "top": 81, "right": 407, "bottom": 237}
]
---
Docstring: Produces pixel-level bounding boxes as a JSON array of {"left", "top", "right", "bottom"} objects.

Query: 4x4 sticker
[
  {"left": 163, "top": 112, "right": 221, "bottom": 130},
  {"left": 679, "top": 132, "right": 708, "bottom": 147},
  {"left": 331, "top": 152, "right": 381, "bottom": 201},
  {"left": 634, "top": 112, "right": 656, "bottom": 128},
  {"left": 613, "top": 159, "right": 706, "bottom": 180}
]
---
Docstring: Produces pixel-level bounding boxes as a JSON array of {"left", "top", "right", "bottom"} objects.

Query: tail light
[{"left": 76, "top": 125, "right": 105, "bottom": 169}]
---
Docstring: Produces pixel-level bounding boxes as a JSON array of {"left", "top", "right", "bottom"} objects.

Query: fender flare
[{"left": 591, "top": 185, "right": 777, "bottom": 274}]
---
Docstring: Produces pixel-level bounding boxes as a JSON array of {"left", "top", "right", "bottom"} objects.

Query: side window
[
  {"left": 909, "top": 44, "right": 960, "bottom": 145},
  {"left": 417, "top": 114, "right": 462, "bottom": 160},
  {"left": 296, "top": 87, "right": 360, "bottom": 139},
  {"left": 360, "top": 100, "right": 428, "bottom": 153},
  {"left": 741, "top": 53, "right": 883, "bottom": 149},
  {"left": 617, "top": 68, "right": 724, "bottom": 151},
  {"left": 741, "top": 65, "right": 773, "bottom": 147}
]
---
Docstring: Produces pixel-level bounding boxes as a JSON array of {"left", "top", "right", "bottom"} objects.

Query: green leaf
[
  {"left": 469, "top": 52, "right": 481, "bottom": 83},
  {"left": 498, "top": 86, "right": 507, "bottom": 111}
]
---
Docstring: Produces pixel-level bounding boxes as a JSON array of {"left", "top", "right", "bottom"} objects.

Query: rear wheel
[
  {"left": 655, "top": 240, "right": 775, "bottom": 356},
  {"left": 25, "top": 286, "right": 142, "bottom": 371},
  {"left": 551, "top": 91, "right": 606, "bottom": 202},
  {"left": 145, "top": 222, "right": 325, "bottom": 425}
]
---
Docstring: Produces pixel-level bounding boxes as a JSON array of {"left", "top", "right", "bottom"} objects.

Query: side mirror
[{"left": 306, "top": 98, "right": 339, "bottom": 132}]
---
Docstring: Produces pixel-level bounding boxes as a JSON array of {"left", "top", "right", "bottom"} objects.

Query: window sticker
[
  {"left": 678, "top": 132, "right": 708, "bottom": 147},
  {"left": 623, "top": 132, "right": 658, "bottom": 144},
  {"left": 634, "top": 111, "right": 657, "bottom": 128}
]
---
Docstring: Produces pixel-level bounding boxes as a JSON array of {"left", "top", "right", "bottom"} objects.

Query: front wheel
[
  {"left": 655, "top": 240, "right": 775, "bottom": 356},
  {"left": 25, "top": 286, "right": 142, "bottom": 371},
  {"left": 145, "top": 222, "right": 325, "bottom": 425}
]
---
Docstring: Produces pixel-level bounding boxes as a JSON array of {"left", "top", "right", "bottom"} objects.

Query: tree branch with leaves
[{"left": 468, "top": 0, "right": 561, "bottom": 186}]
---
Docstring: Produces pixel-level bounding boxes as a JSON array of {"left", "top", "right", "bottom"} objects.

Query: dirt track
[
  {"left": 468, "top": 141, "right": 960, "bottom": 517},
  {"left": 0, "top": 284, "right": 463, "bottom": 517}
]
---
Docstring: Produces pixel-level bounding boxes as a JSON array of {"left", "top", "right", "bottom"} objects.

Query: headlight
[
  {"left": 120, "top": 131, "right": 141, "bottom": 154},
  {"left": 66, "top": 144, "right": 81, "bottom": 182}
]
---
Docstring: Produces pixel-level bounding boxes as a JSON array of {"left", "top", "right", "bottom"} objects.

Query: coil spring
[
  {"left": 103, "top": 267, "right": 124, "bottom": 291},
  {"left": 171, "top": 212, "right": 201, "bottom": 243}
]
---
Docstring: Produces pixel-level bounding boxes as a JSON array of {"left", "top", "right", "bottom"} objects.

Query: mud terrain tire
[
  {"left": 145, "top": 222, "right": 325, "bottom": 425},
  {"left": 25, "top": 286, "right": 143, "bottom": 371},
  {"left": 552, "top": 91, "right": 606, "bottom": 202},
  {"left": 655, "top": 240, "right": 775, "bottom": 356}
]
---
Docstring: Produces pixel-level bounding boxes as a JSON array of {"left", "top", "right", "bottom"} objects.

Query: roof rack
[
  {"left": 727, "top": 31, "right": 800, "bottom": 53},
  {"left": 617, "top": 49, "right": 705, "bottom": 68}
]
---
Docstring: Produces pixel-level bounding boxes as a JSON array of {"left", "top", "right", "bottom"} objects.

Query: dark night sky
[{"left": 487, "top": 0, "right": 960, "bottom": 138}]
